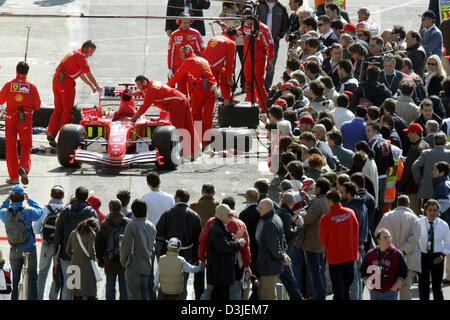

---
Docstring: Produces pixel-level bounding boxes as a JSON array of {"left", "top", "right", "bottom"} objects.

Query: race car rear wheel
[
  {"left": 152, "top": 125, "right": 181, "bottom": 170},
  {"left": 73, "top": 104, "right": 97, "bottom": 124},
  {"left": 57, "top": 124, "right": 87, "bottom": 167}
]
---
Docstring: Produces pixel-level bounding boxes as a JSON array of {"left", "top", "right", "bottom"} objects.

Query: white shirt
[
  {"left": 266, "top": 2, "right": 276, "bottom": 32},
  {"left": 419, "top": 217, "right": 450, "bottom": 255},
  {"left": 142, "top": 189, "right": 175, "bottom": 226},
  {"left": 332, "top": 107, "right": 355, "bottom": 130}
]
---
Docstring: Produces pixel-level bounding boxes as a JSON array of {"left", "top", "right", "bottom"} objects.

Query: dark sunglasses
[{"left": 427, "top": 62, "right": 437, "bottom": 66}]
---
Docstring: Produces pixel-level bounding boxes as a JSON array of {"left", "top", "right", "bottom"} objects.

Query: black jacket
[
  {"left": 256, "top": 210, "right": 287, "bottom": 276},
  {"left": 406, "top": 43, "right": 427, "bottom": 78},
  {"left": 259, "top": 0, "right": 290, "bottom": 40},
  {"left": 350, "top": 81, "right": 392, "bottom": 110},
  {"left": 379, "top": 70, "right": 404, "bottom": 97},
  {"left": 156, "top": 203, "right": 202, "bottom": 263},
  {"left": 369, "top": 136, "right": 394, "bottom": 176},
  {"left": 414, "top": 112, "right": 443, "bottom": 129},
  {"left": 165, "top": 0, "right": 211, "bottom": 36},
  {"left": 427, "top": 74, "right": 444, "bottom": 97},
  {"left": 239, "top": 204, "right": 260, "bottom": 277},
  {"left": 358, "top": 190, "right": 376, "bottom": 235},
  {"left": 277, "top": 204, "right": 301, "bottom": 248},
  {"left": 381, "top": 127, "right": 402, "bottom": 150},
  {"left": 322, "top": 58, "right": 340, "bottom": 88},
  {"left": 347, "top": 168, "right": 376, "bottom": 200},
  {"left": 315, "top": 5, "right": 350, "bottom": 23},
  {"left": 54, "top": 200, "right": 98, "bottom": 261},
  {"left": 206, "top": 218, "right": 241, "bottom": 286},
  {"left": 321, "top": 32, "right": 339, "bottom": 47}
]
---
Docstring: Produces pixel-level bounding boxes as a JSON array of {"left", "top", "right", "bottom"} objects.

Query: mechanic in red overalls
[
  {"left": 46, "top": 40, "right": 102, "bottom": 147},
  {"left": 0, "top": 61, "right": 41, "bottom": 185},
  {"left": 130, "top": 75, "right": 201, "bottom": 158},
  {"left": 237, "top": 10, "right": 275, "bottom": 111},
  {"left": 168, "top": 13, "right": 204, "bottom": 96},
  {"left": 167, "top": 45, "right": 217, "bottom": 148},
  {"left": 202, "top": 26, "right": 238, "bottom": 106}
]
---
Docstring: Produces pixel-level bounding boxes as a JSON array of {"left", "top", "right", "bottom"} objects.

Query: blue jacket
[
  {"left": 341, "top": 117, "right": 367, "bottom": 151},
  {"left": 0, "top": 199, "right": 43, "bottom": 250},
  {"left": 433, "top": 175, "right": 450, "bottom": 216},
  {"left": 343, "top": 195, "right": 368, "bottom": 247},
  {"left": 420, "top": 24, "right": 443, "bottom": 58}
]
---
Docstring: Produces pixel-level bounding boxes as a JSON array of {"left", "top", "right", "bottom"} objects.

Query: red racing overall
[
  {"left": 168, "top": 27, "right": 204, "bottom": 96},
  {"left": 202, "top": 34, "right": 236, "bottom": 101},
  {"left": 167, "top": 54, "right": 217, "bottom": 147},
  {"left": 0, "top": 74, "right": 41, "bottom": 181},
  {"left": 47, "top": 48, "right": 91, "bottom": 138},
  {"left": 237, "top": 21, "right": 274, "bottom": 111},
  {"left": 138, "top": 81, "right": 201, "bottom": 157}
]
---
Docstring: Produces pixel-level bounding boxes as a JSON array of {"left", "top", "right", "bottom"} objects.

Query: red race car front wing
[{"left": 70, "top": 148, "right": 164, "bottom": 167}]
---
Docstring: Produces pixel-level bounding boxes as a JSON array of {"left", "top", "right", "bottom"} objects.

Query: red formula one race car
[{"left": 57, "top": 83, "right": 181, "bottom": 170}]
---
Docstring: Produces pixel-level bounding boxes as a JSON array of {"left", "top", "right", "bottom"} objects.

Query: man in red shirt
[
  {"left": 237, "top": 11, "right": 275, "bottom": 111},
  {"left": 319, "top": 189, "right": 359, "bottom": 300},
  {"left": 130, "top": 75, "right": 201, "bottom": 158},
  {"left": 167, "top": 45, "right": 217, "bottom": 148},
  {"left": 0, "top": 61, "right": 41, "bottom": 185},
  {"left": 168, "top": 13, "right": 205, "bottom": 96},
  {"left": 47, "top": 40, "right": 102, "bottom": 147},
  {"left": 202, "top": 27, "right": 238, "bottom": 106}
]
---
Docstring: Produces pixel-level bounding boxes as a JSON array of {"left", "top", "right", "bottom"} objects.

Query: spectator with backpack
[
  {"left": 96, "top": 199, "right": 132, "bottom": 300},
  {"left": 87, "top": 195, "right": 106, "bottom": 225},
  {"left": 53, "top": 186, "right": 98, "bottom": 300},
  {"left": 0, "top": 249, "right": 12, "bottom": 300},
  {"left": 0, "top": 184, "right": 43, "bottom": 300},
  {"left": 33, "top": 185, "right": 65, "bottom": 300}
]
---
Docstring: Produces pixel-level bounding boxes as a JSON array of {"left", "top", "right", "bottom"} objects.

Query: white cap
[{"left": 168, "top": 237, "right": 182, "bottom": 249}]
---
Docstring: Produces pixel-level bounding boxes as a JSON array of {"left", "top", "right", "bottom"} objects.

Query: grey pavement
[{"left": 0, "top": 0, "right": 448, "bottom": 300}]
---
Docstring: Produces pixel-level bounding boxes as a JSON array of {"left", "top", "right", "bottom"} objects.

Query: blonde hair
[{"left": 426, "top": 55, "right": 447, "bottom": 78}]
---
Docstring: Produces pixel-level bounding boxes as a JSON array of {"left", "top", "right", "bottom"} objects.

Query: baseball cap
[
  {"left": 281, "top": 82, "right": 295, "bottom": 91},
  {"left": 216, "top": 203, "right": 234, "bottom": 217},
  {"left": 341, "top": 23, "right": 357, "bottom": 33},
  {"left": 12, "top": 184, "right": 24, "bottom": 195},
  {"left": 168, "top": 237, "right": 182, "bottom": 249},
  {"left": 87, "top": 195, "right": 101, "bottom": 208},
  {"left": 403, "top": 123, "right": 423, "bottom": 134},
  {"left": 343, "top": 90, "right": 354, "bottom": 100},
  {"left": 420, "top": 10, "right": 436, "bottom": 20},
  {"left": 274, "top": 98, "right": 288, "bottom": 109},
  {"left": 297, "top": 115, "right": 315, "bottom": 125}
]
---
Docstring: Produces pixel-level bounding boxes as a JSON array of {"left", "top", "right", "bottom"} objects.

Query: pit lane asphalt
[{"left": 1, "top": 0, "right": 446, "bottom": 300}]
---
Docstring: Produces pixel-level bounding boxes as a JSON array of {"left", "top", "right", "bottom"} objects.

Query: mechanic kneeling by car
[{"left": 130, "top": 75, "right": 201, "bottom": 159}]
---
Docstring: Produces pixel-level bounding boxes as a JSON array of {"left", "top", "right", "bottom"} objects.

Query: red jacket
[
  {"left": 56, "top": 48, "right": 91, "bottom": 79},
  {"left": 319, "top": 203, "right": 359, "bottom": 265},
  {"left": 167, "top": 54, "right": 217, "bottom": 90},
  {"left": 202, "top": 35, "right": 236, "bottom": 79},
  {"left": 237, "top": 21, "right": 275, "bottom": 62},
  {"left": 0, "top": 74, "right": 41, "bottom": 113},
  {"left": 168, "top": 27, "right": 204, "bottom": 71},
  {"left": 138, "top": 80, "right": 187, "bottom": 115},
  {"left": 198, "top": 216, "right": 251, "bottom": 268}
]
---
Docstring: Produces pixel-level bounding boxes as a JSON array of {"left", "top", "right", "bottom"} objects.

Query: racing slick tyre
[
  {"left": 72, "top": 104, "right": 97, "bottom": 124},
  {"left": 217, "top": 102, "right": 260, "bottom": 129},
  {"left": 152, "top": 125, "right": 181, "bottom": 170},
  {"left": 207, "top": 127, "right": 253, "bottom": 153},
  {"left": 0, "top": 132, "right": 20, "bottom": 159},
  {"left": 33, "top": 104, "right": 54, "bottom": 127},
  {"left": 57, "top": 124, "right": 87, "bottom": 167}
]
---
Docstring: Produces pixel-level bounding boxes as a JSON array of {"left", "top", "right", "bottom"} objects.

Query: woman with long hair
[
  {"left": 425, "top": 55, "right": 447, "bottom": 97},
  {"left": 66, "top": 217, "right": 100, "bottom": 300}
]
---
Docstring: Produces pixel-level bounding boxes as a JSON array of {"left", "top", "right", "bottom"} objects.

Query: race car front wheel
[
  {"left": 152, "top": 125, "right": 181, "bottom": 170},
  {"left": 57, "top": 124, "right": 87, "bottom": 167}
]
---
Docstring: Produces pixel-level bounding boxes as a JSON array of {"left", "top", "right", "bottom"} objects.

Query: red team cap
[
  {"left": 274, "top": 98, "right": 288, "bottom": 109},
  {"left": 296, "top": 115, "right": 315, "bottom": 125},
  {"left": 403, "top": 123, "right": 423, "bottom": 134},
  {"left": 343, "top": 90, "right": 354, "bottom": 100},
  {"left": 341, "top": 23, "right": 357, "bottom": 33},
  {"left": 281, "top": 82, "right": 295, "bottom": 91}
]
